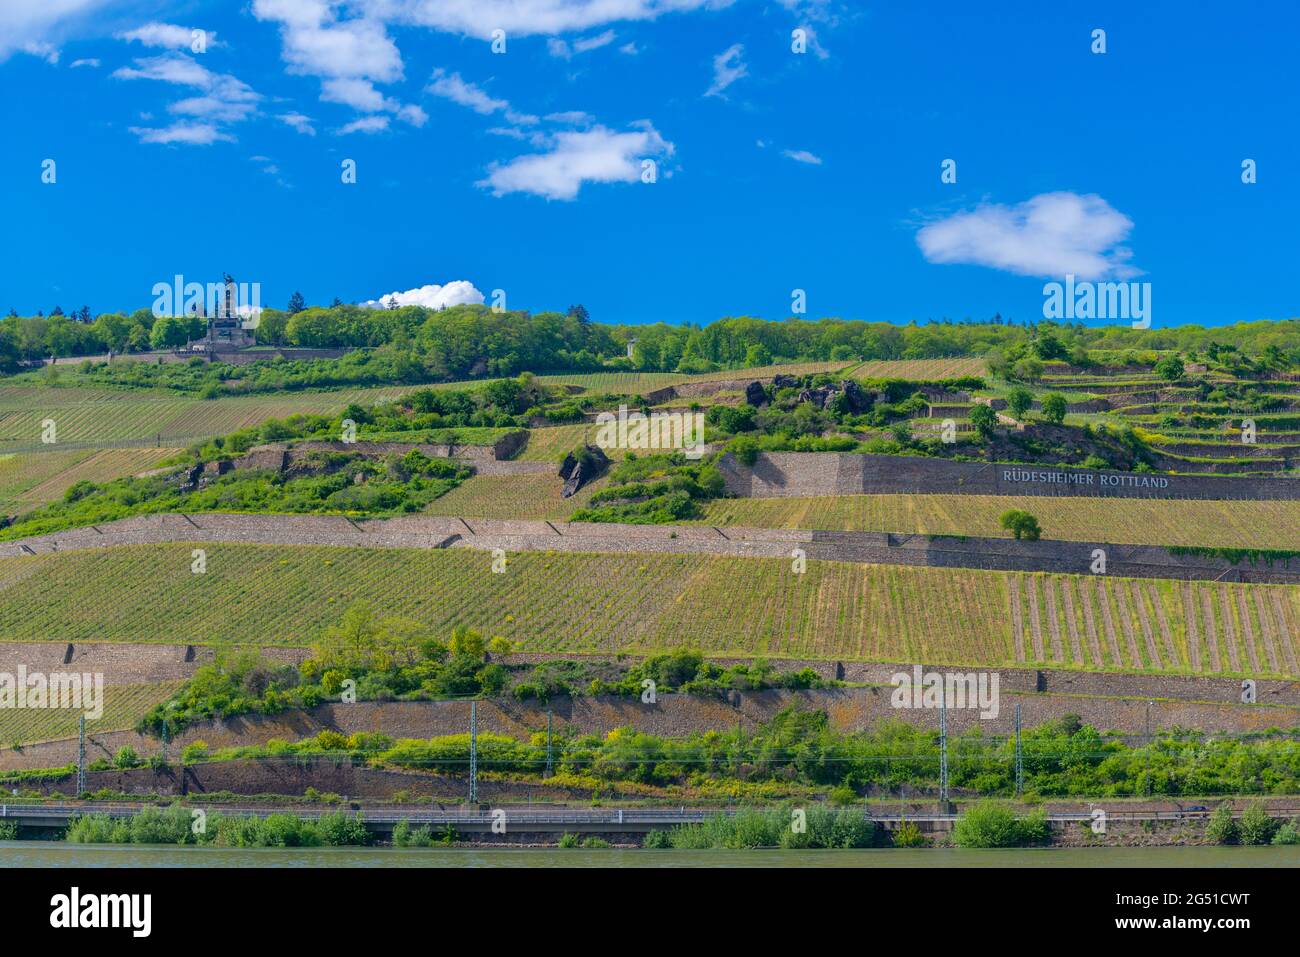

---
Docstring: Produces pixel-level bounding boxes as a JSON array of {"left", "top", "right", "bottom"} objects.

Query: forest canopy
[{"left": 4, "top": 300, "right": 1299, "bottom": 379}]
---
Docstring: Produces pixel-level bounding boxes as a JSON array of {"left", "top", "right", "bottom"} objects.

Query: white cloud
[
  {"left": 253, "top": 0, "right": 422, "bottom": 126},
  {"left": 114, "top": 53, "right": 260, "bottom": 144},
  {"left": 547, "top": 29, "right": 617, "bottom": 59},
  {"left": 0, "top": 0, "right": 110, "bottom": 62},
  {"left": 69, "top": 57, "right": 99, "bottom": 67},
  {"left": 253, "top": 0, "right": 402, "bottom": 81},
  {"left": 127, "top": 122, "right": 233, "bottom": 145},
  {"left": 426, "top": 69, "right": 538, "bottom": 125},
  {"left": 322, "top": 76, "right": 395, "bottom": 111},
  {"left": 705, "top": 43, "right": 746, "bottom": 97},
  {"left": 22, "top": 41, "right": 60, "bottom": 63},
  {"left": 915, "top": 192, "right": 1140, "bottom": 281},
  {"left": 373, "top": 0, "right": 726, "bottom": 38},
  {"left": 782, "top": 148, "right": 821, "bottom": 165},
  {"left": 338, "top": 115, "right": 390, "bottom": 134},
  {"left": 478, "top": 122, "right": 672, "bottom": 200},
  {"left": 117, "top": 23, "right": 222, "bottom": 50},
  {"left": 360, "top": 281, "right": 485, "bottom": 310},
  {"left": 278, "top": 111, "right": 317, "bottom": 135}
]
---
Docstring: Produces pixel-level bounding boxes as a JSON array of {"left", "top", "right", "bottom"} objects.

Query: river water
[{"left": 3, "top": 842, "right": 1299, "bottom": 867}]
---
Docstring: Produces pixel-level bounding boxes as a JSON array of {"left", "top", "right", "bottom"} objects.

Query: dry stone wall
[{"left": 718, "top": 451, "right": 1300, "bottom": 501}]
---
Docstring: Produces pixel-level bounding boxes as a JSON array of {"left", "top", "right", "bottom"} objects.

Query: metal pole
[
  {"left": 939, "top": 692, "right": 949, "bottom": 804},
  {"left": 469, "top": 700, "right": 478, "bottom": 804},
  {"left": 76, "top": 715, "right": 86, "bottom": 795},
  {"left": 1015, "top": 703, "right": 1024, "bottom": 797},
  {"left": 545, "top": 709, "right": 553, "bottom": 778}
]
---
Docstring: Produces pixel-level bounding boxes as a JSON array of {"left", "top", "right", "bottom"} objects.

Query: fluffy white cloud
[
  {"left": 117, "top": 23, "right": 222, "bottom": 50},
  {"left": 705, "top": 43, "right": 746, "bottom": 97},
  {"left": 0, "top": 0, "right": 110, "bottom": 62},
  {"left": 253, "top": 0, "right": 422, "bottom": 127},
  {"left": 114, "top": 53, "right": 260, "bottom": 144},
  {"left": 479, "top": 122, "right": 672, "bottom": 200},
  {"left": 254, "top": 0, "right": 402, "bottom": 81},
  {"left": 364, "top": 0, "right": 727, "bottom": 38},
  {"left": 782, "top": 148, "right": 821, "bottom": 165},
  {"left": 916, "top": 192, "right": 1140, "bottom": 281},
  {"left": 69, "top": 57, "right": 99, "bottom": 67},
  {"left": 360, "top": 281, "right": 485, "bottom": 310}
]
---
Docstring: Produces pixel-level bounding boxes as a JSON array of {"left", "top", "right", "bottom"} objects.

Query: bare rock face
[
  {"left": 797, "top": 379, "right": 870, "bottom": 413},
  {"left": 840, "top": 379, "right": 870, "bottom": 414},
  {"left": 559, "top": 445, "right": 611, "bottom": 498},
  {"left": 744, "top": 381, "right": 768, "bottom": 407},
  {"left": 772, "top": 374, "right": 800, "bottom": 391}
]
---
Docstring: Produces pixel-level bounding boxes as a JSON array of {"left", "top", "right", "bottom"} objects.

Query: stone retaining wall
[{"left": 717, "top": 451, "right": 1300, "bottom": 500}]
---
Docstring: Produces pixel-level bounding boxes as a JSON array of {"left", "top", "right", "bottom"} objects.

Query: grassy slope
[{"left": 0, "top": 542, "right": 1295, "bottom": 677}]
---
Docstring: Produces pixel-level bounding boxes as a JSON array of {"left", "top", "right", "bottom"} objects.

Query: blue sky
[{"left": 1, "top": 0, "right": 1297, "bottom": 329}]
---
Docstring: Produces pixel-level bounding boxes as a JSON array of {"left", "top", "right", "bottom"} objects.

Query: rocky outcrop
[
  {"left": 797, "top": 379, "right": 871, "bottom": 413},
  {"left": 744, "top": 381, "right": 768, "bottom": 407},
  {"left": 559, "top": 445, "right": 611, "bottom": 498}
]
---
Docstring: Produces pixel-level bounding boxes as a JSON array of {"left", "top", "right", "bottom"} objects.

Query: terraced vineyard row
[
  {"left": 0, "top": 543, "right": 1294, "bottom": 676},
  {"left": 515, "top": 424, "right": 629, "bottom": 462},
  {"left": 1007, "top": 574, "right": 1300, "bottom": 675},
  {"left": 696, "top": 494, "right": 1300, "bottom": 550},
  {"left": 0, "top": 385, "right": 423, "bottom": 449},
  {"left": 17, "top": 448, "right": 184, "bottom": 505},
  {"left": 0, "top": 450, "right": 98, "bottom": 512},
  {"left": 423, "top": 474, "right": 605, "bottom": 520},
  {"left": 846, "top": 358, "right": 989, "bottom": 381},
  {"left": 0, "top": 679, "right": 184, "bottom": 747}
]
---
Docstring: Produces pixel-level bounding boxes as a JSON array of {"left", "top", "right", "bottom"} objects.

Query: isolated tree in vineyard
[
  {"left": 1005, "top": 386, "right": 1033, "bottom": 420},
  {"left": 999, "top": 509, "right": 1042, "bottom": 541},
  {"left": 1154, "top": 354, "right": 1185, "bottom": 381},
  {"left": 969, "top": 403, "right": 998, "bottom": 438},
  {"left": 1040, "top": 393, "right": 1068, "bottom": 424}
]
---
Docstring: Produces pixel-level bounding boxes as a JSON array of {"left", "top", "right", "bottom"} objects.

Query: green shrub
[
  {"left": 1206, "top": 804, "right": 1238, "bottom": 844},
  {"left": 0, "top": 821, "right": 18, "bottom": 840},
  {"left": 892, "top": 819, "right": 926, "bottom": 848},
  {"left": 1238, "top": 801, "right": 1277, "bottom": 846},
  {"left": 642, "top": 829, "right": 672, "bottom": 849},
  {"left": 828, "top": 785, "right": 857, "bottom": 807},
  {"left": 180, "top": 741, "right": 209, "bottom": 765},
  {"left": 112, "top": 746, "right": 140, "bottom": 770},
  {"left": 952, "top": 802, "right": 1049, "bottom": 848},
  {"left": 558, "top": 832, "right": 581, "bottom": 848},
  {"left": 1271, "top": 820, "right": 1300, "bottom": 845},
  {"left": 315, "top": 812, "right": 371, "bottom": 846}
]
